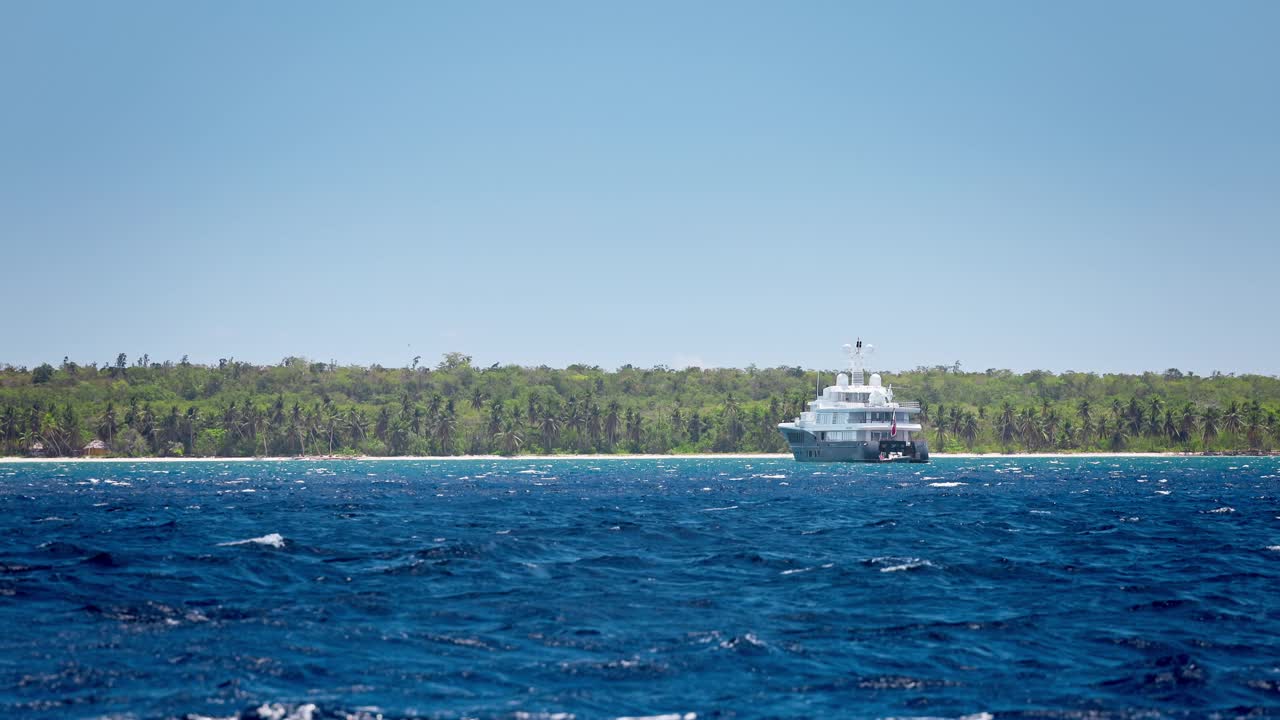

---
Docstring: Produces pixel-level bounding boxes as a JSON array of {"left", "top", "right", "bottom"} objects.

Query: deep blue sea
[{"left": 2, "top": 457, "right": 1279, "bottom": 720}]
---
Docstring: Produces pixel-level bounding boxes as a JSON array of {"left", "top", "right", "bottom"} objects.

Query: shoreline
[{"left": 0, "top": 451, "right": 1255, "bottom": 464}]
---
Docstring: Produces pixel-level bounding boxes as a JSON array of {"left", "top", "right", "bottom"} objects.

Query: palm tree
[
  {"left": 484, "top": 403, "right": 505, "bottom": 453},
  {"left": 960, "top": 411, "right": 979, "bottom": 449},
  {"left": 162, "top": 406, "right": 181, "bottom": 453},
  {"left": 604, "top": 401, "right": 621, "bottom": 447},
  {"left": 287, "top": 402, "right": 305, "bottom": 455},
  {"left": 538, "top": 409, "right": 561, "bottom": 452},
  {"left": 998, "top": 402, "right": 1017, "bottom": 450},
  {"left": 125, "top": 397, "right": 140, "bottom": 429},
  {"left": 1110, "top": 398, "right": 1125, "bottom": 430},
  {"left": 1108, "top": 422, "right": 1129, "bottom": 451},
  {"left": 140, "top": 404, "right": 158, "bottom": 453},
  {"left": 1125, "top": 398, "right": 1144, "bottom": 437},
  {"left": 25, "top": 405, "right": 43, "bottom": 453},
  {"left": 1077, "top": 399, "right": 1093, "bottom": 437},
  {"left": 1060, "top": 419, "right": 1077, "bottom": 448},
  {"left": 1016, "top": 407, "right": 1041, "bottom": 449},
  {"left": 435, "top": 411, "right": 457, "bottom": 455},
  {"left": 1222, "top": 401, "right": 1243, "bottom": 448},
  {"left": 0, "top": 406, "right": 18, "bottom": 455},
  {"left": 1042, "top": 407, "right": 1061, "bottom": 449},
  {"left": 221, "top": 402, "right": 241, "bottom": 443},
  {"left": 347, "top": 408, "right": 369, "bottom": 446},
  {"left": 97, "top": 402, "right": 119, "bottom": 448},
  {"left": 626, "top": 410, "right": 644, "bottom": 450},
  {"left": 721, "top": 395, "right": 745, "bottom": 450},
  {"left": 1162, "top": 409, "right": 1178, "bottom": 444},
  {"left": 563, "top": 396, "right": 585, "bottom": 449},
  {"left": 183, "top": 406, "right": 199, "bottom": 455},
  {"left": 387, "top": 418, "right": 411, "bottom": 455},
  {"left": 1200, "top": 406, "right": 1221, "bottom": 451},
  {"left": 470, "top": 388, "right": 485, "bottom": 412},
  {"left": 496, "top": 419, "right": 524, "bottom": 456},
  {"left": 1244, "top": 404, "right": 1264, "bottom": 450},
  {"left": 242, "top": 403, "right": 265, "bottom": 455},
  {"left": 41, "top": 404, "right": 78, "bottom": 456},
  {"left": 687, "top": 410, "right": 704, "bottom": 444},
  {"left": 1146, "top": 397, "right": 1164, "bottom": 438},
  {"left": 323, "top": 403, "right": 343, "bottom": 453},
  {"left": 586, "top": 403, "right": 602, "bottom": 450},
  {"left": 1178, "top": 403, "right": 1198, "bottom": 446}
]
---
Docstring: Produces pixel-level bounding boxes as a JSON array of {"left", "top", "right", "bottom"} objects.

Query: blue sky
[{"left": 2, "top": 2, "right": 1277, "bottom": 374}]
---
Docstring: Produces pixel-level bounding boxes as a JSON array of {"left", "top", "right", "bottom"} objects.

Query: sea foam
[{"left": 217, "top": 533, "right": 286, "bottom": 548}]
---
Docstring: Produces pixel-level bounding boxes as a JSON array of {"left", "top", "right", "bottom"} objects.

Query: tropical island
[{"left": 1, "top": 353, "right": 1277, "bottom": 458}]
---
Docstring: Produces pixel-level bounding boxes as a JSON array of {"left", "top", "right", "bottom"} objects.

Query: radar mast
[{"left": 843, "top": 339, "right": 873, "bottom": 386}]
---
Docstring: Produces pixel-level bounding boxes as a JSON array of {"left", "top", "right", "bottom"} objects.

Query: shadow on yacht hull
[{"left": 787, "top": 438, "right": 930, "bottom": 463}]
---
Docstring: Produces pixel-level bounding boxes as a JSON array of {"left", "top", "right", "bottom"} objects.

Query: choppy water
[{"left": 1, "top": 457, "right": 1279, "bottom": 719}]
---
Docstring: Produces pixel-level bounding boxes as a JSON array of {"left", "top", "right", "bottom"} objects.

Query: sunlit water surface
[{"left": 1, "top": 457, "right": 1278, "bottom": 719}]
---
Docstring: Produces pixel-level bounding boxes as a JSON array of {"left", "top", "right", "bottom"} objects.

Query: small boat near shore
[{"left": 778, "top": 340, "right": 929, "bottom": 463}]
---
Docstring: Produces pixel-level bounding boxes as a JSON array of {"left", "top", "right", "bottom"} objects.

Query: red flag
[{"left": 890, "top": 415, "right": 897, "bottom": 437}]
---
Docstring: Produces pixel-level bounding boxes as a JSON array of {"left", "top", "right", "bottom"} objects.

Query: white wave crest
[
  {"left": 870, "top": 556, "right": 934, "bottom": 573},
  {"left": 1208, "top": 507, "right": 1235, "bottom": 514},
  {"left": 781, "top": 562, "right": 834, "bottom": 576},
  {"left": 218, "top": 533, "right": 286, "bottom": 548},
  {"left": 616, "top": 714, "right": 696, "bottom": 720},
  {"left": 252, "top": 703, "right": 316, "bottom": 720},
  {"left": 881, "top": 561, "right": 932, "bottom": 573},
  {"left": 928, "top": 482, "right": 966, "bottom": 488}
]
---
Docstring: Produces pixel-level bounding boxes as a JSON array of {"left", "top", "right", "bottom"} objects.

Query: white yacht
[{"left": 778, "top": 340, "right": 929, "bottom": 463}]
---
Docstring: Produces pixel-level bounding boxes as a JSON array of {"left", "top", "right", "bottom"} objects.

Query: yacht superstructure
[{"left": 778, "top": 340, "right": 929, "bottom": 463}]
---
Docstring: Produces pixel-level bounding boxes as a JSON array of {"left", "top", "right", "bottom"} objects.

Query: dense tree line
[{"left": 1, "top": 354, "right": 1278, "bottom": 457}]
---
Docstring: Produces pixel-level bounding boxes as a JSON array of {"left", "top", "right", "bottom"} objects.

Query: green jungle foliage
[{"left": 2, "top": 354, "right": 1278, "bottom": 457}]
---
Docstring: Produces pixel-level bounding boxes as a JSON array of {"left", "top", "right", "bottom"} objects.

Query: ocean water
[{"left": 1, "top": 457, "right": 1278, "bottom": 720}]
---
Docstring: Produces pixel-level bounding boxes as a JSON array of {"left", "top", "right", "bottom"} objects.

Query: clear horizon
[{"left": 3, "top": 2, "right": 1277, "bottom": 376}]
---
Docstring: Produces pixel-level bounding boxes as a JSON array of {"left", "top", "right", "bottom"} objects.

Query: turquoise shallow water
[{"left": 1, "top": 456, "right": 1278, "bottom": 719}]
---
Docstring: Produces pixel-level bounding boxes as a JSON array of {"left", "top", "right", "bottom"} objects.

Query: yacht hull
[{"left": 783, "top": 436, "right": 929, "bottom": 463}]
